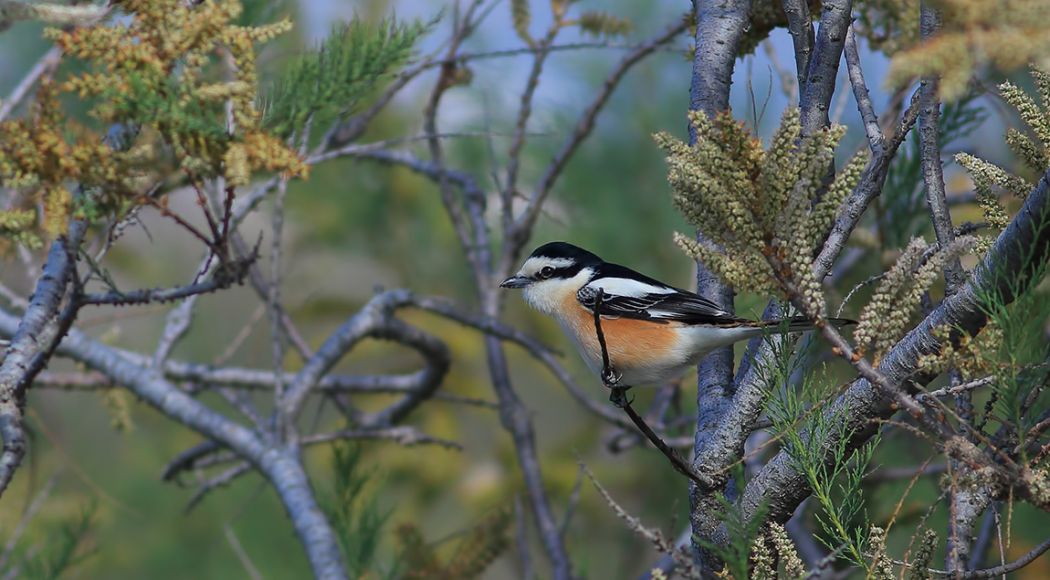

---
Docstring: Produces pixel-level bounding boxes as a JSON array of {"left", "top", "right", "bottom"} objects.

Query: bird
[{"left": 501, "top": 241, "right": 854, "bottom": 392}]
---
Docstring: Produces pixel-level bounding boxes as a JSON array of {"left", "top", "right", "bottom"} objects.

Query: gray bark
[{"left": 728, "top": 165, "right": 1050, "bottom": 536}]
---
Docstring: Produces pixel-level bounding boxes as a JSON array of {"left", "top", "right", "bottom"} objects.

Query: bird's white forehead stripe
[
  {"left": 587, "top": 277, "right": 675, "bottom": 297},
  {"left": 522, "top": 256, "right": 575, "bottom": 274}
]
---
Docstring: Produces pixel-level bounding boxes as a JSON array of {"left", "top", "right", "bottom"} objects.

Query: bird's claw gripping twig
[{"left": 609, "top": 386, "right": 631, "bottom": 408}]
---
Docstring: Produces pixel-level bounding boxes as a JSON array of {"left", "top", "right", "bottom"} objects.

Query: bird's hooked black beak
[{"left": 499, "top": 275, "right": 531, "bottom": 289}]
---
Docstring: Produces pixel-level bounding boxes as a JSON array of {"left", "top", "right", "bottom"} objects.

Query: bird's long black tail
[{"left": 756, "top": 316, "right": 856, "bottom": 331}]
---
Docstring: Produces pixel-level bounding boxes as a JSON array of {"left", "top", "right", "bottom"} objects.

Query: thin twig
[
  {"left": 224, "top": 524, "right": 264, "bottom": 580},
  {"left": 843, "top": 26, "right": 883, "bottom": 153},
  {"left": 0, "top": 471, "right": 60, "bottom": 570},
  {"left": 581, "top": 462, "right": 698, "bottom": 578},
  {"left": 0, "top": 46, "right": 62, "bottom": 122},
  {"left": 591, "top": 289, "right": 706, "bottom": 486}
]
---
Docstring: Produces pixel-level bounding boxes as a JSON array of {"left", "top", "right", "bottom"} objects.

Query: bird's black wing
[{"left": 576, "top": 263, "right": 747, "bottom": 326}]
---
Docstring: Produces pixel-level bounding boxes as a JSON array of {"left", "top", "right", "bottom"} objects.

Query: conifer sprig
[{"left": 262, "top": 17, "right": 427, "bottom": 138}]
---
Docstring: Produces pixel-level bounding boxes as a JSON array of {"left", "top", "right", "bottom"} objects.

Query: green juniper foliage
[
  {"left": 13, "top": 501, "right": 97, "bottom": 580},
  {"left": 262, "top": 17, "right": 428, "bottom": 138},
  {"left": 971, "top": 219, "right": 1050, "bottom": 458},
  {"left": 768, "top": 364, "right": 881, "bottom": 570},
  {"left": 323, "top": 443, "right": 395, "bottom": 579},
  {"left": 322, "top": 443, "right": 511, "bottom": 579}
]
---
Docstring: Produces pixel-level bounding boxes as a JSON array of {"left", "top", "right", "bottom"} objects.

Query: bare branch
[
  {"left": 0, "top": 221, "right": 85, "bottom": 496},
  {"left": 302, "top": 426, "right": 461, "bottom": 450},
  {"left": 281, "top": 289, "right": 449, "bottom": 427},
  {"left": 800, "top": 0, "right": 853, "bottom": 135},
  {"left": 0, "top": 312, "right": 348, "bottom": 577},
  {"left": 923, "top": 534, "right": 1050, "bottom": 577},
  {"left": 843, "top": 26, "right": 883, "bottom": 153},
  {"left": 0, "top": 470, "right": 59, "bottom": 570},
  {"left": 0, "top": 46, "right": 61, "bottom": 122},
  {"left": 582, "top": 463, "right": 698, "bottom": 579},
  {"left": 781, "top": 0, "right": 814, "bottom": 95},
  {"left": 79, "top": 258, "right": 253, "bottom": 306},
  {"left": 506, "top": 17, "right": 688, "bottom": 270}
]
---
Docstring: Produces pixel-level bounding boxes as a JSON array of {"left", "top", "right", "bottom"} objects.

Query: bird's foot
[{"left": 609, "top": 386, "right": 633, "bottom": 409}]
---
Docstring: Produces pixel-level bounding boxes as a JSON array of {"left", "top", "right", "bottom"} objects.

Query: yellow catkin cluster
[
  {"left": 855, "top": 239, "right": 929, "bottom": 358},
  {"left": 658, "top": 108, "right": 864, "bottom": 315},
  {"left": 854, "top": 237, "right": 973, "bottom": 362},
  {"left": 750, "top": 534, "right": 776, "bottom": 580},
  {"left": 0, "top": 0, "right": 305, "bottom": 243},
  {"left": 887, "top": 0, "right": 1050, "bottom": 100},
  {"left": 769, "top": 523, "right": 805, "bottom": 578},
  {"left": 956, "top": 68, "right": 1050, "bottom": 242},
  {"left": 955, "top": 153, "right": 1019, "bottom": 229},
  {"left": 916, "top": 322, "right": 1003, "bottom": 379}
]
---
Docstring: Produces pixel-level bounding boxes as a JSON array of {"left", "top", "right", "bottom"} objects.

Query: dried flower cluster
[
  {"left": 0, "top": 0, "right": 306, "bottom": 248},
  {"left": 866, "top": 526, "right": 895, "bottom": 579},
  {"left": 888, "top": 0, "right": 1050, "bottom": 99},
  {"left": 907, "top": 529, "right": 938, "bottom": 580},
  {"left": 854, "top": 237, "right": 975, "bottom": 362},
  {"left": 658, "top": 109, "right": 865, "bottom": 317}
]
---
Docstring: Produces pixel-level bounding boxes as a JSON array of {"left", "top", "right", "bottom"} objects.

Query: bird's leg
[
  {"left": 592, "top": 288, "right": 617, "bottom": 383},
  {"left": 591, "top": 289, "right": 706, "bottom": 485}
]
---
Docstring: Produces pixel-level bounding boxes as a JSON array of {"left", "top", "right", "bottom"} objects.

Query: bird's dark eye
[{"left": 539, "top": 266, "right": 555, "bottom": 279}]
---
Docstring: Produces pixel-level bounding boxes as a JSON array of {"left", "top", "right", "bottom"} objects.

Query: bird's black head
[
  {"left": 528, "top": 241, "right": 602, "bottom": 266},
  {"left": 500, "top": 242, "right": 602, "bottom": 289}
]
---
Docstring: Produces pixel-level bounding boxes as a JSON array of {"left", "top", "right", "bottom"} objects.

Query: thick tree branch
[
  {"left": 0, "top": 222, "right": 85, "bottom": 496},
  {"left": 0, "top": 309, "right": 348, "bottom": 578},
  {"left": 281, "top": 289, "right": 449, "bottom": 427},
  {"left": 800, "top": 0, "right": 853, "bottom": 135},
  {"left": 781, "top": 0, "right": 814, "bottom": 96},
  {"left": 731, "top": 166, "right": 1050, "bottom": 540},
  {"left": 687, "top": 0, "right": 750, "bottom": 570}
]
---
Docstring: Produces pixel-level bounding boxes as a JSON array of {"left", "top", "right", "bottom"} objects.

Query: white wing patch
[{"left": 585, "top": 277, "right": 675, "bottom": 297}]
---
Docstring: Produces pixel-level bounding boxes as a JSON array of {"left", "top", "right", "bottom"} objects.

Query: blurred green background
[{"left": 2, "top": 0, "right": 1048, "bottom": 578}]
